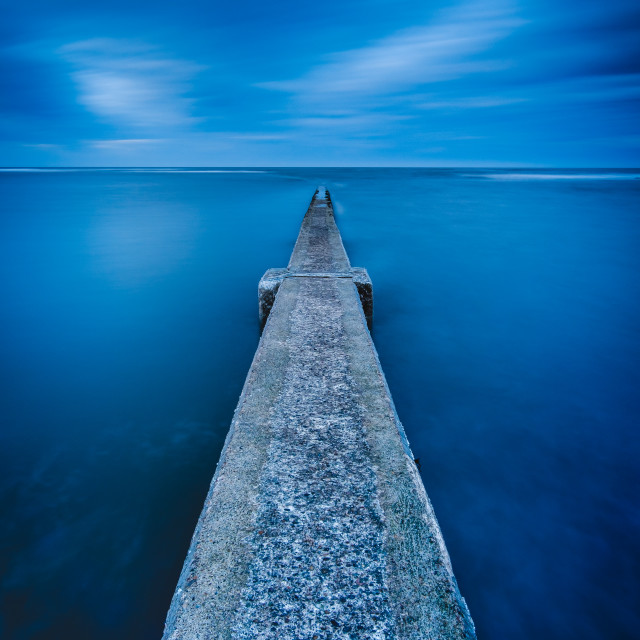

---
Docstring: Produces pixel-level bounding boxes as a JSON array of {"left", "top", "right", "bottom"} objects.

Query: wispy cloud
[
  {"left": 60, "top": 39, "right": 204, "bottom": 133},
  {"left": 260, "top": 0, "right": 523, "bottom": 110},
  {"left": 252, "top": 0, "right": 524, "bottom": 155}
]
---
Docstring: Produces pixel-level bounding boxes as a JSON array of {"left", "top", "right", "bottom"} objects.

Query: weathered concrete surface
[{"left": 163, "top": 188, "right": 476, "bottom": 640}]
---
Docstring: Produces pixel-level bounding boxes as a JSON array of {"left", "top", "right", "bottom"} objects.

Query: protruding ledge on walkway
[
  {"left": 163, "top": 186, "right": 476, "bottom": 640},
  {"left": 259, "top": 266, "right": 373, "bottom": 330}
]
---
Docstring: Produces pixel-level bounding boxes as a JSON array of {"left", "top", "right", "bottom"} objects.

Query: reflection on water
[{"left": 0, "top": 169, "right": 638, "bottom": 639}]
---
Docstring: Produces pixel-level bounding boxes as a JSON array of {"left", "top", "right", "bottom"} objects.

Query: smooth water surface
[{"left": 1, "top": 168, "right": 638, "bottom": 639}]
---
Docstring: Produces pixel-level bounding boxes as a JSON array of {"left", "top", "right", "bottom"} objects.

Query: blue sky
[{"left": 1, "top": 0, "right": 638, "bottom": 166}]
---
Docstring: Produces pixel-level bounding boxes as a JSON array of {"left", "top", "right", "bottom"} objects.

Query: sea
[{"left": 0, "top": 167, "right": 638, "bottom": 639}]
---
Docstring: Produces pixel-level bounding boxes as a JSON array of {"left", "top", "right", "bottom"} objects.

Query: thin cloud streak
[
  {"left": 88, "top": 138, "right": 166, "bottom": 149},
  {"left": 419, "top": 97, "right": 526, "bottom": 109}
]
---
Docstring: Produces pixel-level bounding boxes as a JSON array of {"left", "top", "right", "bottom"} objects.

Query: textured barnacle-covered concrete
[{"left": 163, "top": 188, "right": 476, "bottom": 640}]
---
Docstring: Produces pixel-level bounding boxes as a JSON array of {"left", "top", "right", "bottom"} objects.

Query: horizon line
[{"left": 1, "top": 165, "right": 639, "bottom": 170}]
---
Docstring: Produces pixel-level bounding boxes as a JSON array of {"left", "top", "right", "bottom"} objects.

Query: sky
[{"left": 1, "top": 0, "right": 638, "bottom": 167}]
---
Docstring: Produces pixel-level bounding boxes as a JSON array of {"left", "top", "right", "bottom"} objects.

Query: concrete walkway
[{"left": 163, "top": 189, "right": 476, "bottom": 640}]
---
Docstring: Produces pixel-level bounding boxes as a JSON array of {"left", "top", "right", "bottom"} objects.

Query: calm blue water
[{"left": 1, "top": 168, "right": 638, "bottom": 639}]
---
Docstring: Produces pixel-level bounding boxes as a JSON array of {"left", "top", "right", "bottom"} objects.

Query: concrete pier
[{"left": 163, "top": 189, "right": 476, "bottom": 640}]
